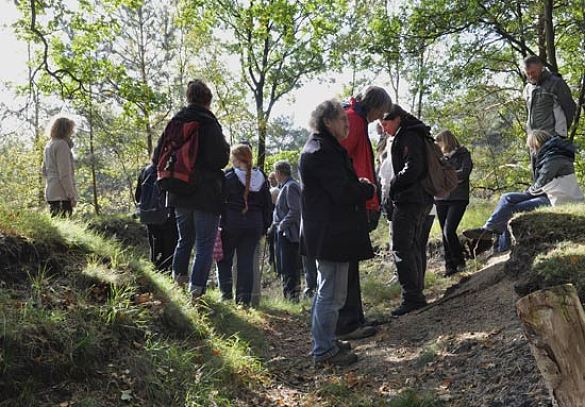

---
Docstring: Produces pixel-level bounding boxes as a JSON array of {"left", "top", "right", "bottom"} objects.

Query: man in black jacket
[
  {"left": 384, "top": 105, "right": 433, "bottom": 316},
  {"left": 158, "top": 80, "right": 230, "bottom": 300}
]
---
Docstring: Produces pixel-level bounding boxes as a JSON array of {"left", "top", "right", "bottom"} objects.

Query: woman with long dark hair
[{"left": 216, "top": 144, "right": 272, "bottom": 306}]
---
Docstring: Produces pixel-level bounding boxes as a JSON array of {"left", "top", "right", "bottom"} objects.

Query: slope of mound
[{"left": 0, "top": 206, "right": 266, "bottom": 406}]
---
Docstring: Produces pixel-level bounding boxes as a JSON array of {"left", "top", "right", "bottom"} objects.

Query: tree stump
[{"left": 516, "top": 284, "right": 585, "bottom": 407}]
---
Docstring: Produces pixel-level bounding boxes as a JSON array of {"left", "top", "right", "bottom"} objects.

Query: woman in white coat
[{"left": 41, "top": 117, "right": 78, "bottom": 217}]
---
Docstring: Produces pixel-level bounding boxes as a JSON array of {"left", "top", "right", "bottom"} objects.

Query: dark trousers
[
  {"left": 276, "top": 233, "right": 301, "bottom": 300},
  {"left": 392, "top": 203, "right": 433, "bottom": 305},
  {"left": 436, "top": 201, "right": 468, "bottom": 271},
  {"left": 267, "top": 227, "right": 276, "bottom": 270},
  {"left": 48, "top": 200, "right": 73, "bottom": 218},
  {"left": 147, "top": 219, "right": 178, "bottom": 272},
  {"left": 335, "top": 261, "right": 365, "bottom": 335},
  {"left": 302, "top": 255, "right": 318, "bottom": 292},
  {"left": 420, "top": 214, "right": 435, "bottom": 279},
  {"left": 217, "top": 226, "right": 262, "bottom": 305}
]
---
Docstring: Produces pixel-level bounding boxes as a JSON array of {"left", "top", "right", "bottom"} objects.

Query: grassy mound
[
  {"left": 0, "top": 206, "right": 266, "bottom": 406},
  {"left": 506, "top": 204, "right": 585, "bottom": 301}
]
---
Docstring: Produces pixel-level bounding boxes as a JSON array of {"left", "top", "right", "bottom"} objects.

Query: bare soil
[{"left": 255, "top": 253, "right": 552, "bottom": 406}]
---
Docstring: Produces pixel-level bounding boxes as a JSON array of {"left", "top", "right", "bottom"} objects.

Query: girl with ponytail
[{"left": 216, "top": 143, "right": 272, "bottom": 306}]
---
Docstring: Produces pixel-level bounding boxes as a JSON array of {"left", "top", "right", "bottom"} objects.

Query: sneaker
[
  {"left": 173, "top": 273, "right": 189, "bottom": 288},
  {"left": 314, "top": 348, "right": 358, "bottom": 368},
  {"left": 391, "top": 301, "right": 427, "bottom": 317},
  {"left": 463, "top": 227, "right": 498, "bottom": 241},
  {"left": 336, "top": 324, "right": 377, "bottom": 341},
  {"left": 335, "top": 339, "right": 351, "bottom": 352}
]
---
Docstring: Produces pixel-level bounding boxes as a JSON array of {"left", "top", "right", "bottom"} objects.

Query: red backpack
[{"left": 156, "top": 120, "right": 200, "bottom": 194}]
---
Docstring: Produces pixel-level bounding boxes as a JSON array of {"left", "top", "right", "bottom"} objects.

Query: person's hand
[{"left": 358, "top": 177, "right": 372, "bottom": 184}]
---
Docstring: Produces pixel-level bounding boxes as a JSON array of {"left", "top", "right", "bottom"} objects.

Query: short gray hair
[
  {"left": 274, "top": 160, "right": 292, "bottom": 176},
  {"left": 309, "top": 99, "right": 343, "bottom": 133},
  {"left": 355, "top": 86, "right": 392, "bottom": 114}
]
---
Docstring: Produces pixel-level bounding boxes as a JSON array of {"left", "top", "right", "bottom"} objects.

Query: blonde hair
[
  {"left": 47, "top": 117, "right": 75, "bottom": 140},
  {"left": 527, "top": 130, "right": 552, "bottom": 152},
  {"left": 231, "top": 144, "right": 254, "bottom": 213},
  {"left": 435, "top": 130, "right": 460, "bottom": 153}
]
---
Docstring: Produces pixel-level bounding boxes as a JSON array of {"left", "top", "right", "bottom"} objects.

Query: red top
[{"left": 340, "top": 98, "right": 380, "bottom": 211}]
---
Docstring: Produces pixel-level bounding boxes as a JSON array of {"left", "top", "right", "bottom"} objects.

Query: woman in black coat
[
  {"left": 299, "top": 99, "right": 375, "bottom": 367},
  {"left": 434, "top": 130, "right": 473, "bottom": 276}
]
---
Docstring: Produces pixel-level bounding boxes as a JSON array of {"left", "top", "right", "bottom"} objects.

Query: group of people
[{"left": 41, "top": 55, "right": 583, "bottom": 368}]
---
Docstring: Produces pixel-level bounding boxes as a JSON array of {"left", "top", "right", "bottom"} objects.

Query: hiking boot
[
  {"left": 445, "top": 263, "right": 466, "bottom": 277},
  {"left": 173, "top": 273, "right": 189, "bottom": 288},
  {"left": 336, "top": 324, "right": 377, "bottom": 340},
  {"left": 391, "top": 301, "right": 427, "bottom": 317},
  {"left": 462, "top": 227, "right": 498, "bottom": 241},
  {"left": 303, "top": 288, "right": 315, "bottom": 300},
  {"left": 335, "top": 339, "right": 351, "bottom": 352},
  {"left": 314, "top": 348, "right": 358, "bottom": 368}
]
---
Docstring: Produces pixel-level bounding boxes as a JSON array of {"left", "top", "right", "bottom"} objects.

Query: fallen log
[{"left": 516, "top": 284, "right": 585, "bottom": 407}]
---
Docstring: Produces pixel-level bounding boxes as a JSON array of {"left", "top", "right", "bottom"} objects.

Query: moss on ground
[{"left": 507, "top": 204, "right": 585, "bottom": 302}]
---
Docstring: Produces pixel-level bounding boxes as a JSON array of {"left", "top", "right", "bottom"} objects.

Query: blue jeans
[
  {"left": 484, "top": 192, "right": 551, "bottom": 234},
  {"left": 311, "top": 260, "right": 349, "bottom": 360},
  {"left": 172, "top": 207, "right": 219, "bottom": 293}
]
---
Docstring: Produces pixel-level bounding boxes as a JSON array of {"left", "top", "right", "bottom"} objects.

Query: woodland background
[{"left": 1, "top": 0, "right": 584, "bottom": 215}]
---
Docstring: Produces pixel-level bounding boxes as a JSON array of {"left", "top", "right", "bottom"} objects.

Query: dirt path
[{"left": 254, "top": 254, "right": 552, "bottom": 406}]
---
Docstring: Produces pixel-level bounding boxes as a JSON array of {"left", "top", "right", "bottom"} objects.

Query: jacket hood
[
  {"left": 536, "top": 136, "right": 575, "bottom": 163},
  {"left": 173, "top": 104, "right": 218, "bottom": 124}
]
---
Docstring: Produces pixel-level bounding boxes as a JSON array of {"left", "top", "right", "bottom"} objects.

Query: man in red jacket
[{"left": 336, "top": 86, "right": 392, "bottom": 340}]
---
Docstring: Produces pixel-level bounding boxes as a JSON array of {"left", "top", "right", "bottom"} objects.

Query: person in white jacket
[{"left": 41, "top": 117, "right": 78, "bottom": 217}]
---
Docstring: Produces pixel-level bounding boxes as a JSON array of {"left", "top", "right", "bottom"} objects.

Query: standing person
[
  {"left": 267, "top": 172, "right": 280, "bottom": 275},
  {"left": 300, "top": 99, "right": 375, "bottom": 367},
  {"left": 162, "top": 80, "right": 230, "bottom": 299},
  {"left": 135, "top": 151, "right": 178, "bottom": 272},
  {"left": 216, "top": 144, "right": 272, "bottom": 306},
  {"left": 383, "top": 105, "right": 434, "bottom": 317},
  {"left": 434, "top": 130, "right": 473, "bottom": 276},
  {"left": 41, "top": 117, "right": 78, "bottom": 218},
  {"left": 337, "top": 85, "right": 392, "bottom": 340},
  {"left": 273, "top": 161, "right": 302, "bottom": 301},
  {"left": 523, "top": 55, "right": 576, "bottom": 138},
  {"left": 464, "top": 130, "right": 583, "bottom": 243}
]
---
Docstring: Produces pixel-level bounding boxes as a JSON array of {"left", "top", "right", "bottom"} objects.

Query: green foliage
[{"left": 264, "top": 149, "right": 301, "bottom": 173}]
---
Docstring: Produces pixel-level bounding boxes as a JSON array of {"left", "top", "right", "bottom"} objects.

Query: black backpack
[{"left": 136, "top": 165, "right": 169, "bottom": 225}]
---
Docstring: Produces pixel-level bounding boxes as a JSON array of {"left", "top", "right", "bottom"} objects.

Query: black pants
[
  {"left": 436, "top": 201, "right": 468, "bottom": 272},
  {"left": 48, "top": 200, "right": 73, "bottom": 218},
  {"left": 420, "top": 214, "right": 435, "bottom": 279},
  {"left": 276, "top": 233, "right": 301, "bottom": 301},
  {"left": 147, "top": 219, "right": 178, "bottom": 272},
  {"left": 217, "top": 226, "right": 262, "bottom": 305},
  {"left": 335, "top": 261, "right": 365, "bottom": 335},
  {"left": 392, "top": 203, "right": 433, "bottom": 305}
]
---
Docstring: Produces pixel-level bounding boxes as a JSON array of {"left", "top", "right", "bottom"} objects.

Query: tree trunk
[
  {"left": 516, "top": 284, "right": 585, "bottom": 407},
  {"left": 88, "top": 94, "right": 100, "bottom": 215},
  {"left": 536, "top": 9, "right": 547, "bottom": 62},
  {"left": 543, "top": 0, "right": 558, "bottom": 73},
  {"left": 569, "top": 71, "right": 585, "bottom": 143}
]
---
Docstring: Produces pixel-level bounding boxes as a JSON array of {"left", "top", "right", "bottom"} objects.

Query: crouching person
[{"left": 299, "top": 100, "right": 376, "bottom": 367}]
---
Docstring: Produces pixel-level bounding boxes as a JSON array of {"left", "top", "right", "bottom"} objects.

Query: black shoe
[
  {"left": 336, "top": 324, "right": 377, "bottom": 340},
  {"left": 335, "top": 339, "right": 351, "bottom": 352},
  {"left": 314, "top": 348, "right": 358, "bottom": 368},
  {"left": 463, "top": 227, "right": 498, "bottom": 241},
  {"left": 391, "top": 301, "right": 427, "bottom": 317}
]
